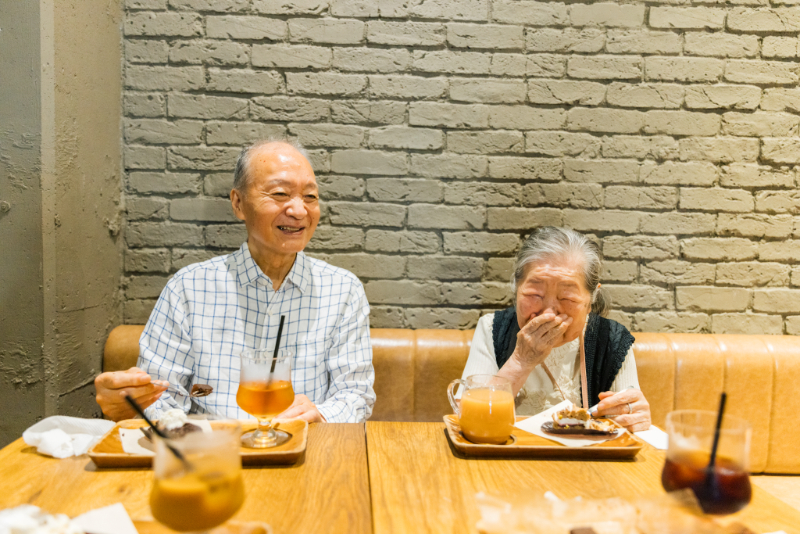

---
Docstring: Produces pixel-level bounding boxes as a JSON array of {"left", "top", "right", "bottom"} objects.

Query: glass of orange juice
[
  {"left": 237, "top": 348, "right": 295, "bottom": 448},
  {"left": 447, "top": 374, "right": 516, "bottom": 445},
  {"left": 150, "top": 420, "right": 244, "bottom": 533}
]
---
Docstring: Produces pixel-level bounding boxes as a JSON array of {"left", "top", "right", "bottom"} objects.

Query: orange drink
[
  {"left": 236, "top": 380, "right": 295, "bottom": 419},
  {"left": 459, "top": 388, "right": 515, "bottom": 444},
  {"left": 151, "top": 465, "right": 244, "bottom": 532}
]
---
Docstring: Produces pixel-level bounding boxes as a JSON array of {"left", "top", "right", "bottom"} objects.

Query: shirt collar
[{"left": 235, "top": 242, "right": 310, "bottom": 294}]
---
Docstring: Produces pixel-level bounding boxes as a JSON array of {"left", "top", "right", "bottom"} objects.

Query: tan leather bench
[{"left": 104, "top": 325, "right": 800, "bottom": 474}]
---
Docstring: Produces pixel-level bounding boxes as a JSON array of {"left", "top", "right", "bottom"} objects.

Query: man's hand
[
  {"left": 595, "top": 388, "right": 651, "bottom": 432},
  {"left": 94, "top": 367, "right": 169, "bottom": 421},
  {"left": 274, "top": 394, "right": 326, "bottom": 423}
]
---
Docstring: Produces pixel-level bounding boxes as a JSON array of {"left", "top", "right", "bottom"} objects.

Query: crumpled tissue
[{"left": 22, "top": 416, "right": 115, "bottom": 459}]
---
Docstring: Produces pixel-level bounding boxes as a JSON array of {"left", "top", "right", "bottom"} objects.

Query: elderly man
[{"left": 95, "top": 140, "right": 375, "bottom": 423}]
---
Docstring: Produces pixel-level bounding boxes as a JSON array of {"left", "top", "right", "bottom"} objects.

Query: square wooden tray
[
  {"left": 444, "top": 415, "right": 644, "bottom": 459},
  {"left": 88, "top": 419, "right": 308, "bottom": 468}
]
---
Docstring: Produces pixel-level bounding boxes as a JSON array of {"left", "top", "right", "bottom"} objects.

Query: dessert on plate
[
  {"left": 141, "top": 409, "right": 202, "bottom": 441},
  {"left": 541, "top": 405, "right": 618, "bottom": 435}
]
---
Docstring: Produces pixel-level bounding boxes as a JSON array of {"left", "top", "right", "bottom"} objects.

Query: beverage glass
[
  {"left": 661, "top": 409, "right": 752, "bottom": 515},
  {"left": 447, "top": 374, "right": 515, "bottom": 445},
  {"left": 150, "top": 420, "right": 244, "bottom": 533},
  {"left": 237, "top": 348, "right": 295, "bottom": 448}
]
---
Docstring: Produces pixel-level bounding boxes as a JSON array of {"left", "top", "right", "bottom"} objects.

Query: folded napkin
[
  {"left": 22, "top": 416, "right": 115, "bottom": 459},
  {"left": 0, "top": 503, "right": 137, "bottom": 534},
  {"left": 634, "top": 425, "right": 668, "bottom": 450},
  {"left": 119, "top": 418, "right": 213, "bottom": 455},
  {"left": 514, "top": 400, "right": 623, "bottom": 447}
]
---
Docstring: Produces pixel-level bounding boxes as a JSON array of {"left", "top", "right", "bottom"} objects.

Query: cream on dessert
[
  {"left": 159, "top": 409, "right": 189, "bottom": 431},
  {"left": 550, "top": 405, "right": 617, "bottom": 434}
]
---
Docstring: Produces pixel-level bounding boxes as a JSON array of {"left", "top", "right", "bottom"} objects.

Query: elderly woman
[{"left": 461, "top": 227, "right": 651, "bottom": 432}]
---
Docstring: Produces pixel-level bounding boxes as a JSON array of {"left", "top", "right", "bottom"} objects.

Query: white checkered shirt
[{"left": 138, "top": 242, "right": 375, "bottom": 423}]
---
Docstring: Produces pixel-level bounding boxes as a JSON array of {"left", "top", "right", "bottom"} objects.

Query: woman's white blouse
[{"left": 461, "top": 313, "right": 640, "bottom": 415}]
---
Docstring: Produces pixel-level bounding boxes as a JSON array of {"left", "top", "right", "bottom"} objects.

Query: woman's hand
[
  {"left": 513, "top": 313, "right": 573, "bottom": 368},
  {"left": 595, "top": 388, "right": 651, "bottom": 432}
]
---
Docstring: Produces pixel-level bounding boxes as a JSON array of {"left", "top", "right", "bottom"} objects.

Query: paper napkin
[
  {"left": 22, "top": 416, "right": 115, "bottom": 458},
  {"left": 514, "top": 400, "right": 623, "bottom": 447},
  {"left": 119, "top": 418, "right": 212, "bottom": 455},
  {"left": 72, "top": 503, "right": 138, "bottom": 534},
  {"left": 634, "top": 425, "right": 668, "bottom": 450}
]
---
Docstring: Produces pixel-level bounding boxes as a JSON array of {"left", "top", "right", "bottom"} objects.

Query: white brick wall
[{"left": 122, "top": 0, "right": 800, "bottom": 334}]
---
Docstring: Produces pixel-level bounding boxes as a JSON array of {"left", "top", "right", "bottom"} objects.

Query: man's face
[{"left": 231, "top": 144, "right": 320, "bottom": 258}]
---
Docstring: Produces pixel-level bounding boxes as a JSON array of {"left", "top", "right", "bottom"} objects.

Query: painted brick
[
  {"left": 524, "top": 183, "right": 603, "bottom": 208},
  {"left": 564, "top": 160, "right": 639, "bottom": 184},
  {"left": 755, "top": 190, "right": 800, "bottom": 214},
  {"left": 169, "top": 0, "right": 249, "bottom": 11},
  {"left": 125, "top": 92, "right": 166, "bottom": 118},
  {"left": 493, "top": 1, "right": 567, "bottom": 25},
  {"left": 443, "top": 232, "right": 520, "bottom": 255},
  {"left": 603, "top": 235, "right": 679, "bottom": 260},
  {"left": 760, "top": 241, "right": 800, "bottom": 262},
  {"left": 318, "top": 175, "right": 365, "bottom": 200},
  {"left": 722, "top": 112, "right": 799, "bottom": 137},
  {"left": 527, "top": 132, "right": 601, "bottom": 158},
  {"left": 126, "top": 248, "right": 170, "bottom": 273},
  {"left": 605, "top": 186, "right": 677, "bottom": 210},
  {"left": 250, "top": 97, "right": 328, "bottom": 122},
  {"left": 526, "top": 29, "right": 604, "bottom": 53},
  {"left": 644, "top": 111, "right": 720, "bottom": 136},
  {"left": 169, "top": 94, "right": 248, "bottom": 120},
  {"left": 717, "top": 214, "right": 793, "bottom": 238},
  {"left": 127, "top": 197, "right": 169, "bottom": 220},
  {"left": 252, "top": 45, "right": 332, "bottom": 69},
  {"left": 680, "top": 188, "right": 753, "bottom": 213},
  {"left": 601, "top": 136, "right": 678, "bottom": 160},
  {"left": 565, "top": 209, "right": 641, "bottom": 233},
  {"left": 306, "top": 226, "right": 363, "bottom": 251},
  {"left": 125, "top": 12, "right": 202, "bottom": 36},
  {"left": 169, "top": 41, "right": 249, "bottom": 66},
  {"left": 639, "top": 212, "right": 717, "bottom": 235},
  {"left": 127, "top": 222, "right": 203, "bottom": 248},
  {"left": 171, "top": 198, "right": 237, "bottom": 222},
  {"left": 368, "top": 76, "right": 447, "bottom": 100},
  {"left": 369, "top": 127, "right": 444, "bottom": 150},
  {"left": 289, "top": 123, "right": 365, "bottom": 148},
  {"left": 127, "top": 40, "right": 168, "bottom": 64},
  {"left": 441, "top": 282, "right": 511, "bottom": 307},
  {"left": 646, "top": 57, "right": 724, "bottom": 83},
  {"left": 727, "top": 8, "right": 800, "bottom": 32},
  {"left": 684, "top": 85, "right": 761, "bottom": 110},
  {"left": 603, "top": 260, "right": 638, "bottom": 283},
  {"left": 367, "top": 21, "right": 445, "bottom": 46},
  {"left": 125, "top": 146, "right": 165, "bottom": 169},
  {"left": 725, "top": 61, "right": 799, "bottom": 85},
  {"left": 168, "top": 146, "right": 241, "bottom": 171},
  {"left": 486, "top": 257, "right": 514, "bottom": 282},
  {"left": 206, "top": 16, "right": 286, "bottom": 40},
  {"left": 762, "top": 138, "right": 800, "bottom": 164},
  {"left": 447, "top": 131, "right": 524, "bottom": 154},
  {"left": 328, "top": 202, "right": 406, "bottom": 227},
  {"left": 568, "top": 56, "right": 642, "bottom": 80},
  {"left": 253, "top": 0, "right": 329, "bottom": 15},
  {"left": 365, "top": 230, "right": 440, "bottom": 253},
  {"left": 761, "top": 88, "right": 800, "bottom": 112},
  {"left": 412, "top": 50, "right": 490, "bottom": 74},
  {"left": 634, "top": 312, "right": 710, "bottom": 334},
  {"left": 126, "top": 275, "right": 171, "bottom": 299},
  {"left": 568, "top": 107, "right": 644, "bottom": 133},
  {"left": 721, "top": 164, "right": 795, "bottom": 189},
  {"left": 331, "top": 101, "right": 405, "bottom": 125},
  {"left": 446, "top": 182, "right": 521, "bottom": 206},
  {"left": 204, "top": 173, "right": 233, "bottom": 197},
  {"left": 405, "top": 308, "right": 481, "bottom": 329},
  {"left": 404, "top": 0, "right": 490, "bottom": 21},
  {"left": 606, "top": 83, "right": 683, "bottom": 109},
  {"left": 649, "top": 7, "right": 725, "bottom": 30},
  {"left": 172, "top": 249, "right": 220, "bottom": 271},
  {"left": 329, "top": 0, "right": 378, "bottom": 17},
  {"left": 676, "top": 287, "right": 750, "bottom": 312},
  {"left": 124, "top": 119, "right": 203, "bottom": 145},
  {"left": 447, "top": 23, "right": 523, "bottom": 49},
  {"left": 681, "top": 238, "right": 758, "bottom": 261},
  {"left": 641, "top": 260, "right": 715, "bottom": 286},
  {"left": 367, "top": 179, "right": 443, "bottom": 202},
  {"left": 409, "top": 102, "right": 489, "bottom": 129},
  {"left": 286, "top": 73, "right": 367, "bottom": 97},
  {"left": 127, "top": 0, "right": 168, "bottom": 8},
  {"left": 763, "top": 37, "right": 800, "bottom": 59},
  {"left": 570, "top": 3, "right": 645, "bottom": 28},
  {"left": 753, "top": 289, "right": 800, "bottom": 314},
  {"left": 410, "top": 154, "right": 487, "bottom": 178},
  {"left": 330, "top": 150, "right": 407, "bottom": 175},
  {"left": 640, "top": 162, "right": 717, "bottom": 186},
  {"left": 678, "top": 137, "right": 759, "bottom": 163},
  {"left": 324, "top": 254, "right": 407, "bottom": 280},
  {"left": 128, "top": 172, "right": 201, "bottom": 194},
  {"left": 528, "top": 80, "right": 605, "bottom": 106},
  {"left": 487, "top": 207, "right": 562, "bottom": 230},
  {"left": 125, "top": 66, "right": 203, "bottom": 91},
  {"left": 488, "top": 157, "right": 562, "bottom": 181},
  {"left": 711, "top": 313, "right": 783, "bottom": 335},
  {"left": 408, "top": 204, "right": 485, "bottom": 230},
  {"left": 450, "top": 79, "right": 526, "bottom": 103},
  {"left": 365, "top": 280, "right": 442, "bottom": 306},
  {"left": 333, "top": 48, "right": 411, "bottom": 73},
  {"left": 526, "top": 54, "right": 567, "bottom": 78},
  {"left": 207, "top": 122, "right": 286, "bottom": 145},
  {"left": 606, "top": 30, "right": 682, "bottom": 55},
  {"left": 605, "top": 285, "right": 673, "bottom": 309},
  {"left": 717, "top": 262, "right": 790, "bottom": 287},
  {"left": 684, "top": 33, "right": 759, "bottom": 58}
]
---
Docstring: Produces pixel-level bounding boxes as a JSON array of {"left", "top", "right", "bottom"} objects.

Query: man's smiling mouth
[{"left": 278, "top": 226, "right": 305, "bottom": 234}]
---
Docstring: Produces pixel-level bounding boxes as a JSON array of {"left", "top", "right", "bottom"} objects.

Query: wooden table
[
  {"left": 366, "top": 422, "right": 800, "bottom": 534},
  {"left": 0, "top": 424, "right": 370, "bottom": 534}
]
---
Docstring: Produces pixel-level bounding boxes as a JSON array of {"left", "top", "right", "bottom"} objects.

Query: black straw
[
  {"left": 708, "top": 392, "right": 727, "bottom": 472},
  {"left": 124, "top": 394, "right": 190, "bottom": 468},
  {"left": 269, "top": 315, "right": 286, "bottom": 373}
]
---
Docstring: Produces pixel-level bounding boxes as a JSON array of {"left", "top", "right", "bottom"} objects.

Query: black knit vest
[{"left": 491, "top": 308, "right": 634, "bottom": 408}]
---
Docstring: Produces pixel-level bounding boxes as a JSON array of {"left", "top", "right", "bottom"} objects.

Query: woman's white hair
[{"left": 511, "top": 226, "right": 611, "bottom": 317}]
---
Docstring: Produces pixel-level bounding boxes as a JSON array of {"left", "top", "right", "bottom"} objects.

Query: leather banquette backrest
[{"left": 105, "top": 325, "right": 800, "bottom": 473}]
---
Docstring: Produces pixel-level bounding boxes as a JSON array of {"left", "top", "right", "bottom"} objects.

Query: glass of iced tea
[
  {"left": 237, "top": 348, "right": 295, "bottom": 448},
  {"left": 150, "top": 420, "right": 244, "bottom": 533},
  {"left": 661, "top": 409, "right": 752, "bottom": 515},
  {"left": 447, "top": 374, "right": 516, "bottom": 445}
]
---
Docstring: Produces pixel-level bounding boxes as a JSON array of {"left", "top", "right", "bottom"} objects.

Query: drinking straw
[
  {"left": 124, "top": 394, "right": 190, "bottom": 468},
  {"left": 706, "top": 392, "right": 727, "bottom": 484},
  {"left": 269, "top": 315, "right": 286, "bottom": 373}
]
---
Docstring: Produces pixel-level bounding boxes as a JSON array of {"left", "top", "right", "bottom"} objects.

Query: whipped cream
[
  {"left": 159, "top": 409, "right": 189, "bottom": 431},
  {"left": 555, "top": 418, "right": 586, "bottom": 426},
  {"left": 0, "top": 505, "right": 83, "bottom": 534}
]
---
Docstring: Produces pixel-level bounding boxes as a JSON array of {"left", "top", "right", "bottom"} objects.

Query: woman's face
[{"left": 515, "top": 258, "right": 593, "bottom": 346}]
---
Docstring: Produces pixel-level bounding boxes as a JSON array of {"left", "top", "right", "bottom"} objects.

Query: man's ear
[{"left": 230, "top": 189, "right": 246, "bottom": 221}]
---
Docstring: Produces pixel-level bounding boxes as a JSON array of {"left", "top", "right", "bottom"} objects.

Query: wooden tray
[
  {"left": 88, "top": 419, "right": 308, "bottom": 468},
  {"left": 134, "top": 520, "right": 272, "bottom": 534},
  {"left": 444, "top": 415, "right": 643, "bottom": 459}
]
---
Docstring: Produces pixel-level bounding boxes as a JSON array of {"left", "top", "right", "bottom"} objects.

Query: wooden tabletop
[
  {"left": 366, "top": 421, "right": 800, "bottom": 534},
  {"left": 0, "top": 423, "right": 370, "bottom": 534}
]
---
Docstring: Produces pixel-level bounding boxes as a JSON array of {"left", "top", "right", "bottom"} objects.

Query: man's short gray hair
[
  {"left": 511, "top": 226, "right": 611, "bottom": 317},
  {"left": 233, "top": 138, "right": 311, "bottom": 194}
]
